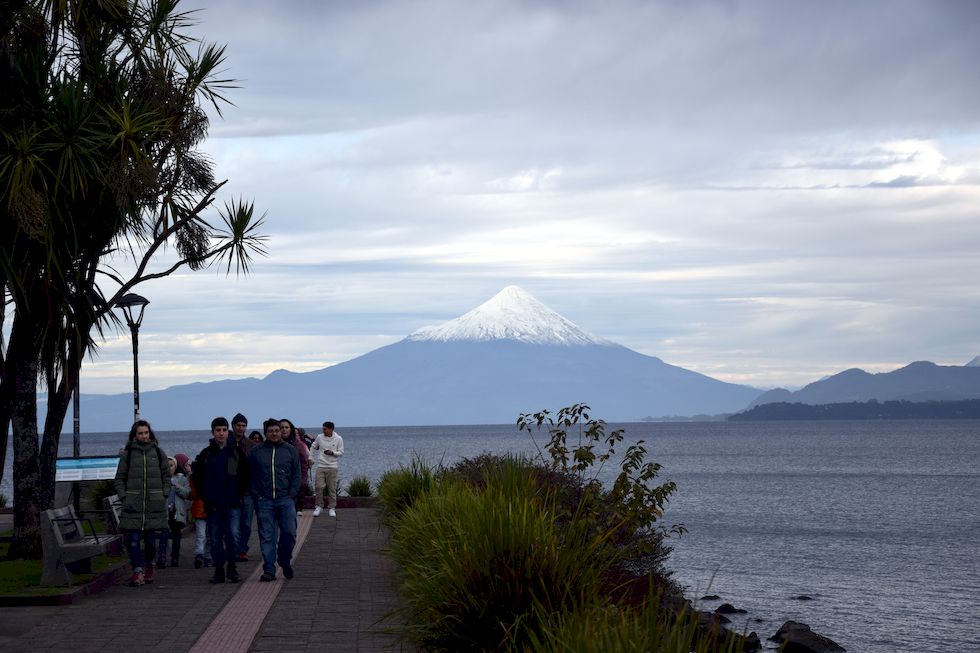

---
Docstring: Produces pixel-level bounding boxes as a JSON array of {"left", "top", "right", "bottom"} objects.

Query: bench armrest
[{"left": 49, "top": 515, "right": 106, "bottom": 544}]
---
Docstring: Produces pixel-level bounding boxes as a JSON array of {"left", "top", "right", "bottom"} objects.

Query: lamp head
[{"left": 115, "top": 293, "right": 150, "bottom": 328}]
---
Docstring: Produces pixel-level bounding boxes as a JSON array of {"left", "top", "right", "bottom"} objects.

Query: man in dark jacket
[
  {"left": 193, "top": 416, "right": 249, "bottom": 584},
  {"left": 248, "top": 417, "right": 301, "bottom": 582}
]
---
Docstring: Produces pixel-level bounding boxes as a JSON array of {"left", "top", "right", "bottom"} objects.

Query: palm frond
[{"left": 213, "top": 197, "right": 268, "bottom": 275}]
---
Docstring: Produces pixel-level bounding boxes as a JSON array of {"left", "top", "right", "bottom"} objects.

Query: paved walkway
[{"left": 0, "top": 508, "right": 404, "bottom": 652}]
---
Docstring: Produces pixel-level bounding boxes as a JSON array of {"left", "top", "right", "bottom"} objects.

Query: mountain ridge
[
  {"left": 750, "top": 360, "right": 980, "bottom": 408},
  {"left": 71, "top": 287, "right": 762, "bottom": 430}
]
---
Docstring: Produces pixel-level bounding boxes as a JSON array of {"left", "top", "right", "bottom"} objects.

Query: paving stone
[{"left": 0, "top": 508, "right": 402, "bottom": 653}]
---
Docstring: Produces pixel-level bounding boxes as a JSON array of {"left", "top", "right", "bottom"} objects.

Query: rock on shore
[{"left": 768, "top": 620, "right": 845, "bottom": 653}]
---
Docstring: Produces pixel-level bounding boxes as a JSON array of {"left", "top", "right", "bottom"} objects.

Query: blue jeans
[
  {"left": 255, "top": 495, "right": 297, "bottom": 576},
  {"left": 238, "top": 494, "right": 254, "bottom": 554},
  {"left": 207, "top": 507, "right": 241, "bottom": 571},
  {"left": 124, "top": 529, "right": 157, "bottom": 571}
]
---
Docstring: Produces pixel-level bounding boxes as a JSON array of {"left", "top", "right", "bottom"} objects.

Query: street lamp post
[{"left": 115, "top": 293, "right": 150, "bottom": 424}]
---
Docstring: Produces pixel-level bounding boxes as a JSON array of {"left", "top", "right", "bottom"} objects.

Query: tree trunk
[
  {"left": 39, "top": 365, "right": 75, "bottom": 511},
  {"left": 0, "top": 280, "right": 8, "bottom": 489},
  {"left": 0, "top": 379, "right": 11, "bottom": 490},
  {"left": 7, "top": 319, "right": 42, "bottom": 559}
]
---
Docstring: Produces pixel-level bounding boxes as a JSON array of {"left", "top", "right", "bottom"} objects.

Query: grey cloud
[
  {"left": 865, "top": 175, "right": 925, "bottom": 188},
  {"left": 70, "top": 1, "right": 980, "bottom": 394},
  {"left": 191, "top": 0, "right": 980, "bottom": 138}
]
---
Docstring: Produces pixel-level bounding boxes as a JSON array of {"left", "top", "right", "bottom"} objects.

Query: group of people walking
[{"left": 114, "top": 414, "right": 344, "bottom": 587}]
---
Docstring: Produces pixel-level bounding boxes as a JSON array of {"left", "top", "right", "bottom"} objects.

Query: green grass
[{"left": 0, "top": 529, "right": 123, "bottom": 595}]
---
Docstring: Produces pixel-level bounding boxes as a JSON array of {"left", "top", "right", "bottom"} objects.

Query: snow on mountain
[
  {"left": 407, "top": 285, "right": 611, "bottom": 346},
  {"left": 965, "top": 356, "right": 980, "bottom": 367}
]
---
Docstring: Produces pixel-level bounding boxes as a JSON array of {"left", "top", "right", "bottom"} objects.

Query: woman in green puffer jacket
[{"left": 115, "top": 420, "right": 171, "bottom": 587}]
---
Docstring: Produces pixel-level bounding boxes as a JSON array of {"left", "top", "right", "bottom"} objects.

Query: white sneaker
[
  {"left": 313, "top": 506, "right": 322, "bottom": 517},
  {"left": 328, "top": 508, "right": 336, "bottom": 517},
  {"left": 297, "top": 510, "right": 303, "bottom": 517}
]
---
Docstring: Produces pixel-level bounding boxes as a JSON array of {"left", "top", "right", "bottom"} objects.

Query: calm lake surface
[{"left": 3, "top": 419, "right": 978, "bottom": 652}]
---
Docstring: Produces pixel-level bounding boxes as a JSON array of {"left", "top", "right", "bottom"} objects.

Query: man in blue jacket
[
  {"left": 248, "top": 417, "right": 301, "bottom": 581},
  {"left": 193, "top": 416, "right": 249, "bottom": 584}
]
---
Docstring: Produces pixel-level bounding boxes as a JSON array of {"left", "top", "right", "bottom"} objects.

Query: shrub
[
  {"left": 376, "top": 455, "right": 441, "bottom": 524},
  {"left": 0, "top": 493, "right": 7, "bottom": 508},
  {"left": 90, "top": 479, "right": 117, "bottom": 512},
  {"left": 518, "top": 403, "right": 686, "bottom": 566},
  {"left": 389, "top": 472, "right": 609, "bottom": 652},
  {"left": 381, "top": 406, "right": 706, "bottom": 652},
  {"left": 345, "top": 475, "right": 372, "bottom": 497}
]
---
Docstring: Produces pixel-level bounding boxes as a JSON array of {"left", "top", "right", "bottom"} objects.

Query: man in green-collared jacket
[{"left": 248, "top": 418, "right": 300, "bottom": 582}]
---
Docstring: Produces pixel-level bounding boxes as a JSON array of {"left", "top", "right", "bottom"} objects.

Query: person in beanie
[
  {"left": 309, "top": 421, "right": 344, "bottom": 517},
  {"left": 231, "top": 412, "right": 256, "bottom": 561},
  {"left": 249, "top": 418, "right": 301, "bottom": 582},
  {"left": 193, "top": 416, "right": 249, "bottom": 583},
  {"left": 156, "top": 454, "right": 192, "bottom": 567},
  {"left": 115, "top": 420, "right": 171, "bottom": 587}
]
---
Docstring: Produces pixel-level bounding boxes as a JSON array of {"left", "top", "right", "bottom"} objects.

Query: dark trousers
[
  {"left": 238, "top": 494, "right": 254, "bottom": 554},
  {"left": 207, "top": 507, "right": 241, "bottom": 572},
  {"left": 157, "top": 517, "right": 185, "bottom": 562},
  {"left": 124, "top": 529, "right": 157, "bottom": 571}
]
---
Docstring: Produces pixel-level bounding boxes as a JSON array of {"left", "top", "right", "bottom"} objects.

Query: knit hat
[
  {"left": 232, "top": 412, "right": 247, "bottom": 426},
  {"left": 211, "top": 416, "right": 229, "bottom": 431},
  {"left": 174, "top": 453, "right": 190, "bottom": 474}
]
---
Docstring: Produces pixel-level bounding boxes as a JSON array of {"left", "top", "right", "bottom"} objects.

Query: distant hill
[
  {"left": 750, "top": 361, "right": 980, "bottom": 408},
  {"left": 731, "top": 398, "right": 980, "bottom": 421},
  {"left": 74, "top": 286, "right": 763, "bottom": 430}
]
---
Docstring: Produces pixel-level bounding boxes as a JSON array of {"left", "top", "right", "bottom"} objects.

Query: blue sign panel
[{"left": 55, "top": 456, "right": 121, "bottom": 482}]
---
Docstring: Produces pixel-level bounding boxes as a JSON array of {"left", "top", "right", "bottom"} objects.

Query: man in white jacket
[{"left": 310, "top": 421, "right": 344, "bottom": 517}]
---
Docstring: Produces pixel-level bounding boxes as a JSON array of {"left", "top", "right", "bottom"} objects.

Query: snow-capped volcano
[
  {"left": 407, "top": 285, "right": 610, "bottom": 346},
  {"left": 77, "top": 285, "right": 765, "bottom": 428}
]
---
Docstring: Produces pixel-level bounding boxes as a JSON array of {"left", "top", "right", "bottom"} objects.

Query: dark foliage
[{"left": 731, "top": 398, "right": 980, "bottom": 421}]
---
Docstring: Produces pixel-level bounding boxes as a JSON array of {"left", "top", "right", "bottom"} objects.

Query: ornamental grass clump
[
  {"left": 376, "top": 454, "right": 441, "bottom": 524},
  {"left": 345, "top": 475, "right": 372, "bottom": 497},
  {"left": 524, "top": 594, "right": 747, "bottom": 653},
  {"left": 387, "top": 469, "right": 610, "bottom": 652}
]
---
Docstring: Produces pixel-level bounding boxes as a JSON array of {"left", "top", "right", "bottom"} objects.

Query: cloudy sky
[{"left": 82, "top": 0, "right": 980, "bottom": 395}]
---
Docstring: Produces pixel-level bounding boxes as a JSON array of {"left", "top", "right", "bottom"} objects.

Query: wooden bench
[
  {"left": 103, "top": 494, "right": 123, "bottom": 534},
  {"left": 40, "top": 505, "right": 122, "bottom": 586}
]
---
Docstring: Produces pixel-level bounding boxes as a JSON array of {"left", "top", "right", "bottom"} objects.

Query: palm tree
[{"left": 0, "top": 0, "right": 268, "bottom": 557}]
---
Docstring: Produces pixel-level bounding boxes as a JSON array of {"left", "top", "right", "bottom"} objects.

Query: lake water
[{"left": 2, "top": 419, "right": 978, "bottom": 652}]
